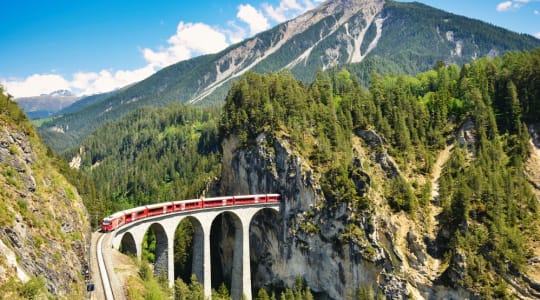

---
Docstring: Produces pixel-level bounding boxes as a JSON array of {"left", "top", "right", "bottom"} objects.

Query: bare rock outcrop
[
  {"left": 218, "top": 133, "right": 416, "bottom": 299},
  {"left": 0, "top": 123, "right": 90, "bottom": 297}
]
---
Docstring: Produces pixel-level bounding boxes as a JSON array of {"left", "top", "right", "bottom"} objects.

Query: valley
[{"left": 1, "top": 0, "right": 540, "bottom": 299}]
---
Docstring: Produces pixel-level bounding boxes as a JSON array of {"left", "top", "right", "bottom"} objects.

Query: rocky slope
[
  {"left": 0, "top": 93, "right": 90, "bottom": 298},
  {"left": 216, "top": 126, "right": 540, "bottom": 299}
]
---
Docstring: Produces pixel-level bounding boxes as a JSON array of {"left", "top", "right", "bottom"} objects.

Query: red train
[{"left": 100, "top": 194, "right": 280, "bottom": 232}]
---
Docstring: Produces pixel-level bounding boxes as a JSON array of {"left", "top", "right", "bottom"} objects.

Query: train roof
[
  {"left": 234, "top": 194, "right": 259, "bottom": 199},
  {"left": 122, "top": 206, "right": 147, "bottom": 214},
  {"left": 234, "top": 193, "right": 280, "bottom": 198},
  {"left": 202, "top": 196, "right": 228, "bottom": 201},
  {"left": 104, "top": 211, "right": 124, "bottom": 220},
  {"left": 146, "top": 202, "right": 172, "bottom": 209},
  {"left": 174, "top": 198, "right": 200, "bottom": 203}
]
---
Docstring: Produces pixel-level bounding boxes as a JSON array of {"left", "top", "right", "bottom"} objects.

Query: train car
[
  {"left": 101, "top": 212, "right": 125, "bottom": 232},
  {"left": 224, "top": 196, "right": 234, "bottom": 206},
  {"left": 203, "top": 196, "right": 231, "bottom": 208},
  {"left": 172, "top": 200, "right": 185, "bottom": 211},
  {"left": 234, "top": 195, "right": 256, "bottom": 205},
  {"left": 100, "top": 194, "right": 280, "bottom": 232},
  {"left": 123, "top": 206, "right": 148, "bottom": 223},
  {"left": 183, "top": 199, "right": 203, "bottom": 210},
  {"left": 266, "top": 193, "right": 280, "bottom": 202},
  {"left": 165, "top": 202, "right": 175, "bottom": 213},
  {"left": 147, "top": 203, "right": 166, "bottom": 217},
  {"left": 254, "top": 194, "right": 266, "bottom": 203}
]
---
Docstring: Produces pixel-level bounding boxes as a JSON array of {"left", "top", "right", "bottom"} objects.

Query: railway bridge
[{"left": 106, "top": 195, "right": 280, "bottom": 300}]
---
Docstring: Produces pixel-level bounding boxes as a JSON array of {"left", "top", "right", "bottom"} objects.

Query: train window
[{"left": 102, "top": 220, "right": 110, "bottom": 225}]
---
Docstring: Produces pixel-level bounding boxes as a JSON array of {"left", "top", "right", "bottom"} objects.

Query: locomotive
[{"left": 100, "top": 194, "right": 280, "bottom": 232}]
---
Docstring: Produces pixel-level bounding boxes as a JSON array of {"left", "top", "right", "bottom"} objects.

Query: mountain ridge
[
  {"left": 39, "top": 0, "right": 540, "bottom": 153},
  {"left": 16, "top": 90, "right": 81, "bottom": 119},
  {"left": 70, "top": 49, "right": 540, "bottom": 298}
]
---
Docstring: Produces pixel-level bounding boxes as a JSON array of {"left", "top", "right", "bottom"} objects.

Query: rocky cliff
[
  {"left": 217, "top": 127, "right": 540, "bottom": 299},
  {"left": 0, "top": 94, "right": 90, "bottom": 298}
]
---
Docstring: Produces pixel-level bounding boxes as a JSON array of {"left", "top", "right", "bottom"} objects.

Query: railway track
[{"left": 97, "top": 233, "right": 115, "bottom": 300}]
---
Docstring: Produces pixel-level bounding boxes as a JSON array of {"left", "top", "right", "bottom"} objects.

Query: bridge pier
[
  {"left": 152, "top": 224, "right": 169, "bottom": 279},
  {"left": 167, "top": 234, "right": 175, "bottom": 286},
  {"left": 240, "top": 219, "right": 252, "bottom": 300},
  {"left": 191, "top": 221, "right": 205, "bottom": 286},
  {"left": 202, "top": 220, "right": 212, "bottom": 297},
  {"left": 230, "top": 214, "right": 243, "bottom": 300}
]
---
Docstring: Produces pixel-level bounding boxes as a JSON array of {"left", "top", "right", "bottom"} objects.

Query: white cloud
[
  {"left": 535, "top": 32, "right": 540, "bottom": 38},
  {"left": 1, "top": 65, "right": 156, "bottom": 98},
  {"left": 75, "top": 65, "right": 155, "bottom": 96},
  {"left": 142, "top": 22, "right": 229, "bottom": 68},
  {"left": 2, "top": 0, "right": 326, "bottom": 98},
  {"left": 237, "top": 4, "right": 270, "bottom": 35},
  {"left": 497, "top": 0, "right": 540, "bottom": 11},
  {"left": 263, "top": 0, "right": 320, "bottom": 23},
  {"left": 535, "top": 10, "right": 540, "bottom": 15},
  {"left": 1, "top": 74, "right": 70, "bottom": 98},
  {"left": 263, "top": 3, "right": 288, "bottom": 23},
  {"left": 497, "top": 1, "right": 514, "bottom": 11},
  {"left": 224, "top": 21, "right": 248, "bottom": 44},
  {"left": 263, "top": 0, "right": 302, "bottom": 23},
  {"left": 300, "top": 0, "right": 320, "bottom": 10},
  {"left": 283, "top": 0, "right": 303, "bottom": 10}
]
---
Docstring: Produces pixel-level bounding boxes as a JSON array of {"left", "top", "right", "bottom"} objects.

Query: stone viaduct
[{"left": 108, "top": 203, "right": 280, "bottom": 299}]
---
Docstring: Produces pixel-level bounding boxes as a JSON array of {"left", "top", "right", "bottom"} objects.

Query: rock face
[
  {"left": 0, "top": 118, "right": 90, "bottom": 297},
  {"left": 214, "top": 131, "right": 496, "bottom": 299},
  {"left": 217, "top": 134, "right": 399, "bottom": 298},
  {"left": 456, "top": 118, "right": 477, "bottom": 148}
]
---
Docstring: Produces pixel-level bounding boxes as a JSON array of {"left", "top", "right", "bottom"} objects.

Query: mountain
[
  {"left": 39, "top": 0, "right": 540, "bottom": 153},
  {"left": 217, "top": 68, "right": 540, "bottom": 298},
  {"left": 16, "top": 90, "right": 81, "bottom": 119},
  {"left": 0, "top": 88, "right": 90, "bottom": 298},
  {"left": 63, "top": 104, "right": 221, "bottom": 223},
  {"left": 72, "top": 49, "right": 540, "bottom": 298},
  {"left": 54, "top": 90, "right": 117, "bottom": 116},
  {"left": 48, "top": 89, "right": 73, "bottom": 97}
]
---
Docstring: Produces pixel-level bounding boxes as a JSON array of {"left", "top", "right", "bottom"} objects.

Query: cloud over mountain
[{"left": 2, "top": 0, "right": 320, "bottom": 99}]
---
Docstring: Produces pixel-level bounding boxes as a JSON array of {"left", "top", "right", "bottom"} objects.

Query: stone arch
[
  {"left": 210, "top": 211, "right": 244, "bottom": 299},
  {"left": 147, "top": 223, "right": 169, "bottom": 278},
  {"left": 119, "top": 232, "right": 137, "bottom": 257},
  {"left": 173, "top": 216, "right": 204, "bottom": 283},
  {"left": 249, "top": 207, "right": 282, "bottom": 294}
]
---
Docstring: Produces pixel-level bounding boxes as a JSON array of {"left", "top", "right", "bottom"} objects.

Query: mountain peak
[
  {"left": 40, "top": 0, "right": 540, "bottom": 152},
  {"left": 49, "top": 89, "right": 74, "bottom": 97},
  {"left": 318, "top": 0, "right": 384, "bottom": 13}
]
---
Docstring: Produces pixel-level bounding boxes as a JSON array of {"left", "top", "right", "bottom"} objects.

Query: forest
[
  {"left": 58, "top": 48, "right": 540, "bottom": 298},
  {"left": 60, "top": 104, "right": 222, "bottom": 226},
  {"left": 219, "top": 49, "right": 540, "bottom": 297}
]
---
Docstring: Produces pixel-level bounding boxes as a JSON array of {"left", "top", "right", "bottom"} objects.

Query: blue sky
[{"left": 1, "top": 0, "right": 539, "bottom": 98}]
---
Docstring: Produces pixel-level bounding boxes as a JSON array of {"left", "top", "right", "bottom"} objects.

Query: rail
[{"left": 97, "top": 234, "right": 115, "bottom": 300}]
